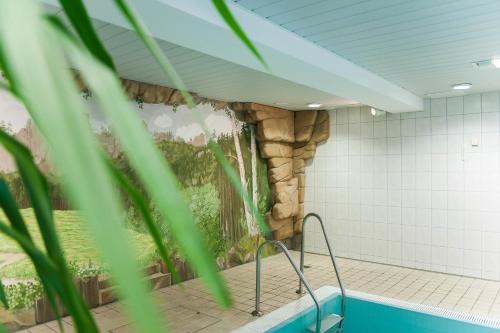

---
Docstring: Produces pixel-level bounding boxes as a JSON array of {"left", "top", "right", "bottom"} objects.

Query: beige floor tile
[{"left": 20, "top": 251, "right": 500, "bottom": 333}]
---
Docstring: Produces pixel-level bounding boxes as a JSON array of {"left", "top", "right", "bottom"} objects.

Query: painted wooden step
[
  {"left": 306, "top": 314, "right": 343, "bottom": 333},
  {"left": 98, "top": 272, "right": 171, "bottom": 305}
]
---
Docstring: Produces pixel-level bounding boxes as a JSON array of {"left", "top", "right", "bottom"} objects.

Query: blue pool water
[{"left": 266, "top": 294, "right": 500, "bottom": 333}]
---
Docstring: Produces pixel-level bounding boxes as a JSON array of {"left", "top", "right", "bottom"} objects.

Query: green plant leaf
[
  {"left": 0, "top": 125, "right": 60, "bottom": 258},
  {"left": 0, "top": 221, "right": 59, "bottom": 281},
  {"left": 56, "top": 25, "right": 231, "bottom": 308},
  {"left": 0, "top": 279, "right": 8, "bottom": 309},
  {"left": 105, "top": 158, "right": 181, "bottom": 284},
  {"left": 0, "top": 1, "right": 165, "bottom": 332},
  {"left": 0, "top": 176, "right": 64, "bottom": 330},
  {"left": 211, "top": 0, "right": 268, "bottom": 70},
  {"left": 0, "top": 134, "right": 96, "bottom": 330},
  {"left": 0, "top": 80, "right": 9, "bottom": 91},
  {"left": 0, "top": 129, "right": 96, "bottom": 332},
  {"left": 0, "top": 178, "right": 31, "bottom": 238},
  {"left": 112, "top": 0, "right": 267, "bottom": 234},
  {"left": 57, "top": 0, "right": 115, "bottom": 71},
  {"left": 112, "top": 0, "right": 194, "bottom": 105}
]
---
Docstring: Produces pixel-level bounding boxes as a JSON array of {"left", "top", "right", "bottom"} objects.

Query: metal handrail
[
  {"left": 252, "top": 240, "right": 322, "bottom": 333},
  {"left": 297, "top": 212, "right": 346, "bottom": 320}
]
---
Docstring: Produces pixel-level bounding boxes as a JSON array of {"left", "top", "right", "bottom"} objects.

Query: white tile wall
[{"left": 304, "top": 92, "right": 500, "bottom": 281}]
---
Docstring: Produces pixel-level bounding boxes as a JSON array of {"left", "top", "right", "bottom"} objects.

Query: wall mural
[{"left": 0, "top": 87, "right": 274, "bottom": 326}]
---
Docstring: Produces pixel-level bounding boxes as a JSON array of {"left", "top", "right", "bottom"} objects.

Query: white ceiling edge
[{"left": 40, "top": 0, "right": 423, "bottom": 113}]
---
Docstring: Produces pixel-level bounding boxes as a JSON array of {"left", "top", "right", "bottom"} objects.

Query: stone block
[
  {"left": 293, "top": 158, "right": 305, "bottom": 174},
  {"left": 272, "top": 177, "right": 298, "bottom": 203},
  {"left": 259, "top": 142, "right": 293, "bottom": 158},
  {"left": 233, "top": 103, "right": 291, "bottom": 121},
  {"left": 294, "top": 218, "right": 304, "bottom": 234},
  {"left": 266, "top": 213, "right": 292, "bottom": 231},
  {"left": 297, "top": 174, "right": 306, "bottom": 188},
  {"left": 298, "top": 187, "right": 305, "bottom": 203},
  {"left": 272, "top": 202, "right": 293, "bottom": 219},
  {"left": 257, "top": 116, "right": 295, "bottom": 143},
  {"left": 268, "top": 157, "right": 292, "bottom": 168},
  {"left": 268, "top": 161, "right": 293, "bottom": 183},
  {"left": 297, "top": 203, "right": 304, "bottom": 220},
  {"left": 311, "top": 111, "right": 330, "bottom": 143},
  {"left": 272, "top": 221, "right": 294, "bottom": 240},
  {"left": 295, "top": 111, "right": 317, "bottom": 142},
  {"left": 293, "top": 142, "right": 316, "bottom": 161}
]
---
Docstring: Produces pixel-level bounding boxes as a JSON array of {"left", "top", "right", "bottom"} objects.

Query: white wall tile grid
[{"left": 304, "top": 92, "right": 500, "bottom": 281}]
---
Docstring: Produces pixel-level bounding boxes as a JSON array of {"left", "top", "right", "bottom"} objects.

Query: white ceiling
[
  {"left": 45, "top": 3, "right": 356, "bottom": 111},
  {"left": 42, "top": 0, "right": 424, "bottom": 112},
  {"left": 86, "top": 19, "right": 357, "bottom": 110},
  {"left": 233, "top": 0, "right": 500, "bottom": 97}
]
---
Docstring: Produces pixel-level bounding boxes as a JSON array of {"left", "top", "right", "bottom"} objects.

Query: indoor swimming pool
[{"left": 235, "top": 286, "right": 500, "bottom": 333}]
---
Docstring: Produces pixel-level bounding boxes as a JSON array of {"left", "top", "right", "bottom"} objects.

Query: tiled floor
[{"left": 19, "top": 251, "right": 500, "bottom": 332}]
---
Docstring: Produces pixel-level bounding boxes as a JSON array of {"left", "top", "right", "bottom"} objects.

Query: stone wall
[{"left": 231, "top": 103, "right": 329, "bottom": 240}]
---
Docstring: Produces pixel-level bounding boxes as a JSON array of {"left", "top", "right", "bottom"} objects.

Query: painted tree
[
  {"left": 249, "top": 124, "right": 259, "bottom": 234},
  {"left": 229, "top": 110, "right": 258, "bottom": 235}
]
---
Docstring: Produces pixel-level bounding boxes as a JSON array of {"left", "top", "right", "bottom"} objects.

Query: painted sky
[{"left": 0, "top": 89, "right": 239, "bottom": 143}]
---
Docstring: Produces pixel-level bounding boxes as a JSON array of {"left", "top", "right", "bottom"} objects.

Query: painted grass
[{"left": 0, "top": 209, "right": 157, "bottom": 280}]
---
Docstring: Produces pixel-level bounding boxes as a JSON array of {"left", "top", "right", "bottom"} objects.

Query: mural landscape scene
[{"left": 0, "top": 91, "right": 272, "bottom": 320}]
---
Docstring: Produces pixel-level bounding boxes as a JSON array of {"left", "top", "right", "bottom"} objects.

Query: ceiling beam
[{"left": 41, "top": 0, "right": 423, "bottom": 112}]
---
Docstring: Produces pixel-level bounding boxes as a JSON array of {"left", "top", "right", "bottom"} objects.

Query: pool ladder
[
  {"left": 297, "top": 213, "right": 346, "bottom": 333},
  {"left": 252, "top": 236, "right": 344, "bottom": 333}
]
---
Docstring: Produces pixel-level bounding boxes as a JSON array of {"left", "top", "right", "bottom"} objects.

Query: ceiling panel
[
  {"left": 233, "top": 0, "right": 500, "bottom": 96},
  {"left": 75, "top": 19, "right": 355, "bottom": 110}
]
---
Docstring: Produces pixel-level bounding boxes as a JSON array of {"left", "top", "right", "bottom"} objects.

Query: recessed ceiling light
[
  {"left": 492, "top": 58, "right": 500, "bottom": 68},
  {"left": 307, "top": 103, "right": 322, "bottom": 108},
  {"left": 452, "top": 83, "right": 472, "bottom": 90},
  {"left": 370, "top": 108, "right": 386, "bottom": 117},
  {"left": 472, "top": 58, "right": 500, "bottom": 69}
]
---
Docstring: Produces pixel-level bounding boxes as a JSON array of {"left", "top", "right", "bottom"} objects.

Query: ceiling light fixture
[
  {"left": 307, "top": 103, "right": 322, "bottom": 108},
  {"left": 472, "top": 57, "right": 500, "bottom": 69},
  {"left": 370, "top": 107, "right": 386, "bottom": 117},
  {"left": 451, "top": 83, "right": 472, "bottom": 90}
]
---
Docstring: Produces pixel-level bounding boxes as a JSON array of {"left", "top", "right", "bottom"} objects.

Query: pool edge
[{"left": 232, "top": 285, "right": 500, "bottom": 332}]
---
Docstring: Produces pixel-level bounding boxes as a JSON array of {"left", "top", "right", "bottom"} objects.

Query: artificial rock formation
[
  {"left": 75, "top": 74, "right": 229, "bottom": 109},
  {"left": 231, "top": 102, "right": 329, "bottom": 240}
]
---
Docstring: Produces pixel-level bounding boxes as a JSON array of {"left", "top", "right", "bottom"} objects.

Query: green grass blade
[
  {"left": 0, "top": 128, "right": 60, "bottom": 258},
  {"left": 112, "top": 0, "right": 267, "bottom": 234},
  {"left": 0, "top": 279, "right": 8, "bottom": 309},
  {"left": 57, "top": 0, "right": 115, "bottom": 71},
  {"left": 57, "top": 27, "right": 231, "bottom": 308},
  {"left": 0, "top": 222, "right": 60, "bottom": 281},
  {"left": 0, "top": 177, "right": 32, "bottom": 238},
  {"left": 0, "top": 130, "right": 97, "bottom": 332},
  {"left": 0, "top": 1, "right": 165, "bottom": 332},
  {"left": 50, "top": 14, "right": 182, "bottom": 284},
  {"left": 0, "top": 177, "right": 64, "bottom": 329},
  {"left": 105, "top": 158, "right": 181, "bottom": 284},
  {"left": 112, "top": 0, "right": 194, "bottom": 105},
  {"left": 211, "top": 0, "right": 268, "bottom": 70},
  {"left": 0, "top": 80, "right": 10, "bottom": 91}
]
